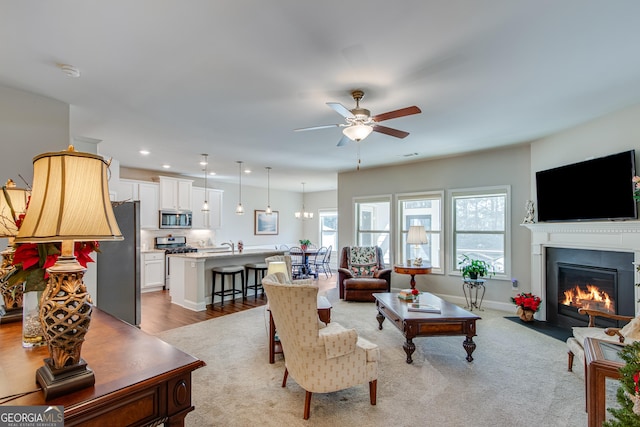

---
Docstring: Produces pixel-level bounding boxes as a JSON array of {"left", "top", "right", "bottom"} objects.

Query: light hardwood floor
[{"left": 140, "top": 274, "right": 337, "bottom": 335}]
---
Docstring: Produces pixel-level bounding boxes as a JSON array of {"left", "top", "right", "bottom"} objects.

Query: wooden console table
[{"left": 0, "top": 308, "right": 205, "bottom": 426}]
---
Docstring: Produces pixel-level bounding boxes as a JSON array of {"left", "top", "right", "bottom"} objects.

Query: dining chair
[
  {"left": 289, "top": 246, "right": 305, "bottom": 279},
  {"left": 312, "top": 246, "right": 330, "bottom": 278},
  {"left": 279, "top": 244, "right": 290, "bottom": 251}
]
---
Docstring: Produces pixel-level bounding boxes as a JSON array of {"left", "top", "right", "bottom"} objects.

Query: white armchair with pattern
[{"left": 262, "top": 272, "right": 379, "bottom": 420}]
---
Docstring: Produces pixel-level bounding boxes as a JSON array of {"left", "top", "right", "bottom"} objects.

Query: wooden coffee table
[{"left": 373, "top": 292, "right": 481, "bottom": 364}]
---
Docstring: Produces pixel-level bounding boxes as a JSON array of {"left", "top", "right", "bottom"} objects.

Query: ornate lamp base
[
  {"left": 0, "top": 305, "right": 22, "bottom": 323},
  {"left": 36, "top": 358, "right": 95, "bottom": 401}
]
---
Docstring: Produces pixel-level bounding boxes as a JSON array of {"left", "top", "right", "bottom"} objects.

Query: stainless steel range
[{"left": 154, "top": 236, "right": 198, "bottom": 289}]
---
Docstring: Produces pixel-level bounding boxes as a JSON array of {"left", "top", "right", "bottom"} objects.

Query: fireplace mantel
[{"left": 522, "top": 221, "right": 640, "bottom": 320}]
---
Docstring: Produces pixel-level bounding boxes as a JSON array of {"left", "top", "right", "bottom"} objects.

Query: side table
[
  {"left": 394, "top": 264, "right": 432, "bottom": 290},
  {"left": 462, "top": 279, "right": 486, "bottom": 311},
  {"left": 584, "top": 337, "right": 624, "bottom": 427}
]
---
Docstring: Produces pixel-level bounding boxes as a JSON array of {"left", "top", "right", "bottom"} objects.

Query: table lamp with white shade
[
  {"left": 406, "top": 225, "right": 428, "bottom": 267},
  {"left": 0, "top": 179, "right": 28, "bottom": 322},
  {"left": 14, "top": 145, "right": 123, "bottom": 400}
]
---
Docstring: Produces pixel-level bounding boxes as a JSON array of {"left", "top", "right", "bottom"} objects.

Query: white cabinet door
[
  {"left": 159, "top": 176, "right": 192, "bottom": 210},
  {"left": 142, "top": 252, "right": 165, "bottom": 290},
  {"left": 208, "top": 189, "right": 223, "bottom": 229},
  {"left": 112, "top": 179, "right": 139, "bottom": 202},
  {"left": 191, "top": 187, "right": 206, "bottom": 229},
  {"left": 191, "top": 187, "right": 223, "bottom": 229},
  {"left": 177, "top": 180, "right": 192, "bottom": 210},
  {"left": 138, "top": 182, "right": 159, "bottom": 229}
]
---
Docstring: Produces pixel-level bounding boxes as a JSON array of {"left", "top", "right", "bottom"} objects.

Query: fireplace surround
[
  {"left": 545, "top": 247, "right": 634, "bottom": 328},
  {"left": 523, "top": 221, "right": 640, "bottom": 322}
]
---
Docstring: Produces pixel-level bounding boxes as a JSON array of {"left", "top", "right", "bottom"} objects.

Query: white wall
[
  {"left": 531, "top": 103, "right": 640, "bottom": 197},
  {"left": 337, "top": 144, "right": 532, "bottom": 309}
]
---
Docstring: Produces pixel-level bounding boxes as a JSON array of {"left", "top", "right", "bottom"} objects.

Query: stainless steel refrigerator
[{"left": 97, "top": 201, "right": 141, "bottom": 326}]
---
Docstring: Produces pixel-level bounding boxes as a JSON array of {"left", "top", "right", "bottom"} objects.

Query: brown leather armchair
[{"left": 338, "top": 246, "right": 391, "bottom": 302}]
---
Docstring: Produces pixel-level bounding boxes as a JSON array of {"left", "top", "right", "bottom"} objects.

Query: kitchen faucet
[{"left": 220, "top": 241, "right": 235, "bottom": 254}]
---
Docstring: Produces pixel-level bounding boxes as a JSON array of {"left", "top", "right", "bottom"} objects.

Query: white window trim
[
  {"left": 353, "top": 194, "right": 392, "bottom": 264},
  {"left": 448, "top": 185, "right": 511, "bottom": 280},
  {"left": 396, "top": 190, "right": 444, "bottom": 274}
]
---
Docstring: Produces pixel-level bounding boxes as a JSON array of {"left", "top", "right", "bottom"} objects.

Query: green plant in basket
[{"left": 299, "top": 239, "right": 311, "bottom": 247}]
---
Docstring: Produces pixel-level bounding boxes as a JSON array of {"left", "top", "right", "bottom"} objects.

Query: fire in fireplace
[
  {"left": 557, "top": 263, "right": 618, "bottom": 325},
  {"left": 545, "top": 247, "right": 634, "bottom": 328}
]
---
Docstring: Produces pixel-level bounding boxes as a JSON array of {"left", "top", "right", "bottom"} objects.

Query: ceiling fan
[{"left": 295, "top": 90, "right": 421, "bottom": 146}]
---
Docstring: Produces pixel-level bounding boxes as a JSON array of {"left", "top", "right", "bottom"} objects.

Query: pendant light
[
  {"left": 235, "top": 161, "right": 244, "bottom": 215},
  {"left": 265, "top": 167, "right": 273, "bottom": 215},
  {"left": 294, "top": 182, "right": 313, "bottom": 220},
  {"left": 201, "top": 154, "right": 210, "bottom": 227}
]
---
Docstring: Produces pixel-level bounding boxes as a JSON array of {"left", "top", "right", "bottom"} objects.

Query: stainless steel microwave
[{"left": 159, "top": 210, "right": 192, "bottom": 229}]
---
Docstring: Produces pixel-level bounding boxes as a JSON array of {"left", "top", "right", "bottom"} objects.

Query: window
[
  {"left": 355, "top": 197, "right": 391, "bottom": 263},
  {"left": 318, "top": 210, "right": 337, "bottom": 250},
  {"left": 451, "top": 186, "right": 509, "bottom": 277},
  {"left": 398, "top": 192, "right": 443, "bottom": 272}
]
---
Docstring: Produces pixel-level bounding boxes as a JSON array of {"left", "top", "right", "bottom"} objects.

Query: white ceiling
[{"left": 2, "top": 1, "right": 640, "bottom": 192}]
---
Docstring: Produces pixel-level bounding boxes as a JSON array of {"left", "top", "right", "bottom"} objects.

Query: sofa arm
[
  {"left": 338, "top": 267, "right": 354, "bottom": 278},
  {"left": 374, "top": 268, "right": 392, "bottom": 288},
  {"left": 319, "top": 324, "right": 358, "bottom": 359},
  {"left": 577, "top": 308, "right": 634, "bottom": 327}
]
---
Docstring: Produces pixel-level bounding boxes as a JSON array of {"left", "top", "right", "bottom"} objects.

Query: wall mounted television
[{"left": 535, "top": 149, "right": 637, "bottom": 222}]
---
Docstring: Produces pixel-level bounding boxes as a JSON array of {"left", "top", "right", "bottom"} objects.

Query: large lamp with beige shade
[
  {"left": 15, "top": 145, "right": 123, "bottom": 400},
  {"left": 406, "top": 225, "right": 428, "bottom": 267},
  {"left": 0, "top": 179, "right": 29, "bottom": 322}
]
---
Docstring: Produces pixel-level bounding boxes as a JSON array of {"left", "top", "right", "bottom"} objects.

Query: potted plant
[
  {"left": 458, "top": 255, "right": 493, "bottom": 280},
  {"left": 511, "top": 292, "right": 542, "bottom": 322},
  {"left": 299, "top": 239, "right": 311, "bottom": 251}
]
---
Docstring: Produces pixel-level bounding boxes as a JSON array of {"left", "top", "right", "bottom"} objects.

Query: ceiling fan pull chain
[{"left": 357, "top": 143, "right": 361, "bottom": 170}]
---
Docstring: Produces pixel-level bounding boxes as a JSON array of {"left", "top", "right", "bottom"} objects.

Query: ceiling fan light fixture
[{"left": 343, "top": 124, "right": 373, "bottom": 142}]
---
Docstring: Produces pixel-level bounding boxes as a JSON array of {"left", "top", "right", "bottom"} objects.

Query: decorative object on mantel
[
  {"left": 602, "top": 340, "right": 640, "bottom": 426},
  {"left": 522, "top": 200, "right": 535, "bottom": 224},
  {"left": 0, "top": 179, "right": 29, "bottom": 323},
  {"left": 511, "top": 292, "right": 541, "bottom": 322},
  {"left": 633, "top": 176, "right": 640, "bottom": 202},
  {"left": 14, "top": 145, "right": 122, "bottom": 400},
  {"left": 458, "top": 254, "right": 494, "bottom": 280}
]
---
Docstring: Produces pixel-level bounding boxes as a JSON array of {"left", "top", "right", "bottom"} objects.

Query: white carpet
[{"left": 157, "top": 300, "right": 590, "bottom": 427}]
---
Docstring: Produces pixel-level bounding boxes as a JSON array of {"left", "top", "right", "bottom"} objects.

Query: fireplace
[{"left": 545, "top": 247, "right": 634, "bottom": 328}]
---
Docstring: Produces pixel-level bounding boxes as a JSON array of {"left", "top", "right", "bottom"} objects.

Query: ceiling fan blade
[
  {"left": 327, "top": 102, "right": 355, "bottom": 119},
  {"left": 294, "top": 124, "right": 341, "bottom": 132},
  {"left": 372, "top": 106, "right": 421, "bottom": 122},
  {"left": 336, "top": 134, "right": 350, "bottom": 147},
  {"left": 373, "top": 125, "right": 410, "bottom": 139}
]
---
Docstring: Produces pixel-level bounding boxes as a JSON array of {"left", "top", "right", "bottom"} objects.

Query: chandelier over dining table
[{"left": 294, "top": 182, "right": 313, "bottom": 220}]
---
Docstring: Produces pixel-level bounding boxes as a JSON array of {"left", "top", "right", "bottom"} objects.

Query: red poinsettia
[
  {"left": 511, "top": 292, "right": 542, "bottom": 312},
  {"left": 411, "top": 288, "right": 420, "bottom": 296},
  {"left": 9, "top": 241, "right": 100, "bottom": 292}
]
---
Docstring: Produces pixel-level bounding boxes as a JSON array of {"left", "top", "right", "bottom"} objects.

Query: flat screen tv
[{"left": 535, "top": 150, "right": 637, "bottom": 222}]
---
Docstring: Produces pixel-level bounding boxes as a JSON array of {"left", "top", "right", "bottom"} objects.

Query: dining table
[{"left": 291, "top": 247, "right": 320, "bottom": 278}]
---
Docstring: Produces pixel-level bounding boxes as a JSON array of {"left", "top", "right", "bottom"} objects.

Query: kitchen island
[{"left": 168, "top": 249, "right": 284, "bottom": 311}]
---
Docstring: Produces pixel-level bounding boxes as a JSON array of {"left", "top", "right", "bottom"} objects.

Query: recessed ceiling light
[
  {"left": 244, "top": 168, "right": 251, "bottom": 174},
  {"left": 209, "top": 172, "right": 216, "bottom": 176},
  {"left": 139, "top": 150, "right": 150, "bottom": 155},
  {"left": 162, "top": 164, "right": 171, "bottom": 169}
]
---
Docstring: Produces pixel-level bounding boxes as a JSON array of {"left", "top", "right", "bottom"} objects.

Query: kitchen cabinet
[
  {"left": 142, "top": 252, "right": 165, "bottom": 292},
  {"left": 159, "top": 176, "right": 192, "bottom": 211},
  {"left": 113, "top": 179, "right": 159, "bottom": 229},
  {"left": 138, "top": 182, "right": 159, "bottom": 229},
  {"left": 191, "top": 187, "right": 223, "bottom": 229}
]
